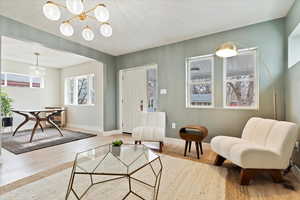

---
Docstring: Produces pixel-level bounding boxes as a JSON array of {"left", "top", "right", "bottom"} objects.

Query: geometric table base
[{"left": 65, "top": 144, "right": 163, "bottom": 200}]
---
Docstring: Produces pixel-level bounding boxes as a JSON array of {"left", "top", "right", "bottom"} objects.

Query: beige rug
[{"left": 0, "top": 154, "right": 227, "bottom": 200}]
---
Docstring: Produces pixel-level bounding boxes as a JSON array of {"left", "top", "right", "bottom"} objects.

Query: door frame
[{"left": 118, "top": 64, "right": 158, "bottom": 130}]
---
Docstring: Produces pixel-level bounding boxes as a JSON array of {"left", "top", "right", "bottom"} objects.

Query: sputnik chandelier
[{"left": 43, "top": 0, "right": 112, "bottom": 41}]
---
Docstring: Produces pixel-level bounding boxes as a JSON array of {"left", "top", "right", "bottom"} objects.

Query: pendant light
[
  {"left": 100, "top": 23, "right": 112, "bottom": 37},
  {"left": 66, "top": 0, "right": 84, "bottom": 15},
  {"left": 82, "top": 26, "right": 95, "bottom": 41},
  {"left": 60, "top": 21, "right": 74, "bottom": 36},
  {"left": 29, "top": 53, "right": 46, "bottom": 77},
  {"left": 43, "top": 1, "right": 61, "bottom": 21},
  {"left": 215, "top": 42, "right": 238, "bottom": 58},
  {"left": 94, "top": 4, "right": 110, "bottom": 22}
]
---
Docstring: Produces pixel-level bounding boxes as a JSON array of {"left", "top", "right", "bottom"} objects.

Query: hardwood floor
[{"left": 0, "top": 132, "right": 299, "bottom": 200}]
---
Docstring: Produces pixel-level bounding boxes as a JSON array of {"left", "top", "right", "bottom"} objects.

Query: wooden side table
[{"left": 179, "top": 125, "right": 208, "bottom": 159}]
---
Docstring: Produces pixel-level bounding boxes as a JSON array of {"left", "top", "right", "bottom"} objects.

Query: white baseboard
[
  {"left": 103, "top": 129, "right": 122, "bottom": 136},
  {"left": 66, "top": 124, "right": 103, "bottom": 134}
]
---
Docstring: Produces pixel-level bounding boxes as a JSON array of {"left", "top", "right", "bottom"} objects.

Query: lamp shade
[
  {"left": 60, "top": 22, "right": 74, "bottom": 37},
  {"left": 43, "top": 1, "right": 61, "bottom": 21},
  {"left": 215, "top": 42, "right": 238, "bottom": 58},
  {"left": 94, "top": 4, "right": 110, "bottom": 22},
  {"left": 82, "top": 26, "right": 95, "bottom": 41},
  {"left": 66, "top": 0, "right": 84, "bottom": 15},
  {"left": 100, "top": 23, "right": 112, "bottom": 37}
]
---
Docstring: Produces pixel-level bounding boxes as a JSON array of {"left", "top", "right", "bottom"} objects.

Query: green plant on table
[
  {"left": 112, "top": 139, "right": 123, "bottom": 147},
  {"left": 0, "top": 90, "right": 13, "bottom": 117}
]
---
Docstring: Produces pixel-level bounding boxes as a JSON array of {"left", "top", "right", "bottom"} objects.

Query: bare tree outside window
[
  {"left": 65, "top": 74, "right": 95, "bottom": 105},
  {"left": 186, "top": 55, "right": 214, "bottom": 108},
  {"left": 224, "top": 49, "right": 258, "bottom": 109},
  {"left": 77, "top": 77, "right": 88, "bottom": 104}
]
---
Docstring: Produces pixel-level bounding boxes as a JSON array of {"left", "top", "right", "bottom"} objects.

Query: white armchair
[
  {"left": 132, "top": 112, "right": 166, "bottom": 152},
  {"left": 211, "top": 117, "right": 298, "bottom": 185}
]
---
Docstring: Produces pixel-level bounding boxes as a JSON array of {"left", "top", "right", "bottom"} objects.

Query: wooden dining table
[{"left": 12, "top": 108, "right": 65, "bottom": 142}]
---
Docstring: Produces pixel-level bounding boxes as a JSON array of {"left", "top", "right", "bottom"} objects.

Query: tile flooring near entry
[{"left": 0, "top": 132, "right": 300, "bottom": 200}]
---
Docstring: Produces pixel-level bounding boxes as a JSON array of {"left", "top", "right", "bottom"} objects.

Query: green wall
[
  {"left": 285, "top": 1, "right": 300, "bottom": 167},
  {"left": 0, "top": 15, "right": 117, "bottom": 131},
  {"left": 116, "top": 18, "right": 286, "bottom": 139}
]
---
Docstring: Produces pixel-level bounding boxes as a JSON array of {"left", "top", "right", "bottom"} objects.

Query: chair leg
[
  {"left": 195, "top": 142, "right": 200, "bottom": 159},
  {"left": 240, "top": 169, "right": 255, "bottom": 185},
  {"left": 184, "top": 141, "right": 188, "bottom": 156},
  {"left": 214, "top": 154, "right": 226, "bottom": 166},
  {"left": 199, "top": 142, "right": 203, "bottom": 155},
  {"left": 159, "top": 141, "right": 163, "bottom": 153},
  {"left": 188, "top": 141, "right": 192, "bottom": 152}
]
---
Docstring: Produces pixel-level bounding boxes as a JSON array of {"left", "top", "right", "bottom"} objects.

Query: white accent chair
[
  {"left": 132, "top": 112, "right": 166, "bottom": 152},
  {"left": 211, "top": 117, "right": 298, "bottom": 185}
]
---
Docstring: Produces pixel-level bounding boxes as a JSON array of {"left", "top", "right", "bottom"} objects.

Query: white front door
[{"left": 121, "top": 68, "right": 148, "bottom": 133}]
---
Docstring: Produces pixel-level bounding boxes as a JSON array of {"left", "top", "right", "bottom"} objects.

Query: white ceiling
[
  {"left": 1, "top": 36, "right": 94, "bottom": 68},
  {"left": 0, "top": 0, "right": 295, "bottom": 56}
]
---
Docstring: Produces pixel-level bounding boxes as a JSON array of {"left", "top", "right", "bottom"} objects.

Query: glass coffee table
[{"left": 65, "top": 144, "right": 163, "bottom": 200}]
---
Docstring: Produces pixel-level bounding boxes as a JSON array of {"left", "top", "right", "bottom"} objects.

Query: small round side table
[{"left": 179, "top": 125, "right": 208, "bottom": 159}]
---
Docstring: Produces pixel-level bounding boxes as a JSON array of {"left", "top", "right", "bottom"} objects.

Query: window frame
[
  {"left": 186, "top": 54, "right": 215, "bottom": 109},
  {"left": 64, "top": 74, "right": 95, "bottom": 106},
  {"left": 1, "top": 72, "right": 44, "bottom": 88},
  {"left": 223, "top": 48, "right": 259, "bottom": 110}
]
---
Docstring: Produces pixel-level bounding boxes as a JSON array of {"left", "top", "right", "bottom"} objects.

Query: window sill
[
  {"left": 186, "top": 106, "right": 259, "bottom": 111},
  {"left": 64, "top": 104, "right": 95, "bottom": 107}
]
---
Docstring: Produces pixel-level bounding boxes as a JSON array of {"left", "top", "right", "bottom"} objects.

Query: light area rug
[{"left": 1, "top": 154, "right": 227, "bottom": 200}]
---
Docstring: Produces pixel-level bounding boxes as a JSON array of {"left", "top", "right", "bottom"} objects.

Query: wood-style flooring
[{"left": 0, "top": 132, "right": 299, "bottom": 200}]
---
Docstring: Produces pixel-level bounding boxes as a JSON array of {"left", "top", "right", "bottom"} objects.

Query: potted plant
[
  {"left": 1, "top": 91, "right": 13, "bottom": 127},
  {"left": 111, "top": 139, "right": 123, "bottom": 156}
]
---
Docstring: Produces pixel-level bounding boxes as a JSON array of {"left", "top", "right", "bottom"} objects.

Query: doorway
[{"left": 119, "top": 64, "right": 158, "bottom": 133}]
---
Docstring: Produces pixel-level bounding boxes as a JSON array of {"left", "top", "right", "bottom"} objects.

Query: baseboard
[
  {"left": 66, "top": 124, "right": 103, "bottom": 134},
  {"left": 103, "top": 129, "right": 122, "bottom": 136}
]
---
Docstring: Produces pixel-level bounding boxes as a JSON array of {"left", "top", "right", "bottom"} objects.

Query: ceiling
[
  {"left": 0, "top": 0, "right": 295, "bottom": 56},
  {"left": 1, "top": 36, "right": 94, "bottom": 68}
]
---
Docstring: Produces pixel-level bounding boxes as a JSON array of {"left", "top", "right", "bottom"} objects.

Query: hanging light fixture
[
  {"left": 215, "top": 42, "right": 238, "bottom": 58},
  {"left": 42, "top": 1, "right": 112, "bottom": 41},
  {"left": 43, "top": 1, "right": 61, "bottom": 21},
  {"left": 29, "top": 53, "right": 46, "bottom": 77},
  {"left": 60, "top": 21, "right": 74, "bottom": 36},
  {"left": 82, "top": 26, "right": 95, "bottom": 41},
  {"left": 94, "top": 4, "right": 109, "bottom": 22},
  {"left": 100, "top": 23, "right": 112, "bottom": 37},
  {"left": 66, "top": 0, "right": 84, "bottom": 15}
]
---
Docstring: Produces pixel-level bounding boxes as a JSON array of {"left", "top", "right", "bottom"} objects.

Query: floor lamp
[{"left": 215, "top": 42, "right": 277, "bottom": 120}]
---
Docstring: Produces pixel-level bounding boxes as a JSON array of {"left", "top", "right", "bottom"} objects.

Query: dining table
[{"left": 11, "top": 108, "right": 65, "bottom": 142}]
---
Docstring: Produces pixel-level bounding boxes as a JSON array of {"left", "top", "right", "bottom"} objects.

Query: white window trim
[
  {"left": 223, "top": 48, "right": 259, "bottom": 110},
  {"left": 1, "top": 72, "right": 44, "bottom": 88},
  {"left": 64, "top": 74, "right": 95, "bottom": 106},
  {"left": 186, "top": 54, "right": 215, "bottom": 109}
]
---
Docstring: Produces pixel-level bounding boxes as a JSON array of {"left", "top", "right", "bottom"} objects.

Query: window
[
  {"left": 65, "top": 74, "right": 95, "bottom": 106},
  {"left": 186, "top": 55, "right": 214, "bottom": 108},
  {"left": 223, "top": 49, "right": 258, "bottom": 109},
  {"left": 1, "top": 72, "right": 44, "bottom": 88},
  {"left": 31, "top": 77, "right": 43, "bottom": 88},
  {"left": 146, "top": 68, "right": 158, "bottom": 112}
]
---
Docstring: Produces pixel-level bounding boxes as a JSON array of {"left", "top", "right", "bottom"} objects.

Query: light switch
[
  {"left": 171, "top": 122, "right": 176, "bottom": 129},
  {"left": 160, "top": 89, "right": 167, "bottom": 95}
]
